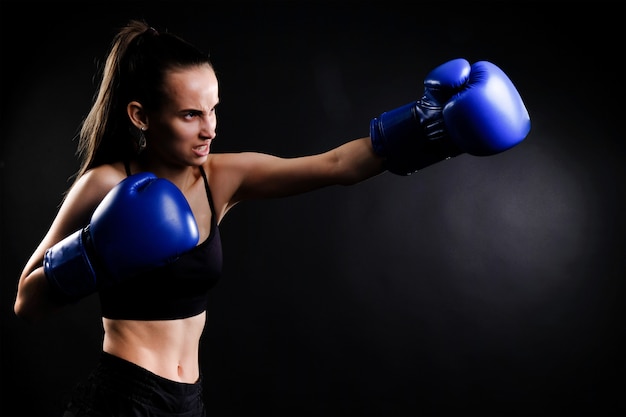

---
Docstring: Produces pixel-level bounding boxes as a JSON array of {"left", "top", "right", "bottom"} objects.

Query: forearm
[
  {"left": 331, "top": 136, "right": 386, "bottom": 185},
  {"left": 15, "top": 266, "right": 64, "bottom": 322}
]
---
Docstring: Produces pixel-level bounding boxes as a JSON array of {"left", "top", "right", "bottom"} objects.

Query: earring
[{"left": 137, "top": 126, "right": 147, "bottom": 153}]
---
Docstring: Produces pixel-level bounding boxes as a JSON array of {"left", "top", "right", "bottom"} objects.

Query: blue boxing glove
[
  {"left": 43, "top": 172, "right": 200, "bottom": 303},
  {"left": 370, "top": 58, "right": 531, "bottom": 175}
]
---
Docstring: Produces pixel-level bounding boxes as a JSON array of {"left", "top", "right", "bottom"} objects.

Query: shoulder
[
  {"left": 76, "top": 163, "right": 126, "bottom": 191},
  {"left": 65, "top": 164, "right": 127, "bottom": 213},
  {"left": 205, "top": 151, "right": 279, "bottom": 175},
  {"left": 44, "top": 163, "right": 128, "bottom": 244}
]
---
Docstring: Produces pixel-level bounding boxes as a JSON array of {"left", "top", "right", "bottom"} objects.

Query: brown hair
[{"left": 72, "top": 19, "right": 212, "bottom": 185}]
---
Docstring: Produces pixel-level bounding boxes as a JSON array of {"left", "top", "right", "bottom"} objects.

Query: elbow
[
  {"left": 15, "top": 266, "right": 61, "bottom": 323},
  {"left": 13, "top": 298, "right": 30, "bottom": 322},
  {"left": 13, "top": 296, "right": 48, "bottom": 323},
  {"left": 13, "top": 298, "right": 34, "bottom": 323}
]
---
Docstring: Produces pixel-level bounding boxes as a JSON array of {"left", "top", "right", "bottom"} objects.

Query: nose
[{"left": 200, "top": 116, "right": 217, "bottom": 140}]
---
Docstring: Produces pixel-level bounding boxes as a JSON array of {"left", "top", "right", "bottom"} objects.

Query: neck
[{"left": 134, "top": 153, "right": 199, "bottom": 190}]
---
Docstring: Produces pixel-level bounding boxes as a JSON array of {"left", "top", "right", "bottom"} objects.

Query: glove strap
[
  {"left": 43, "top": 227, "right": 100, "bottom": 304},
  {"left": 370, "top": 100, "right": 462, "bottom": 175}
]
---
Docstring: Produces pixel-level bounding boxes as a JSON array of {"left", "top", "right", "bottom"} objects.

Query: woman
[{"left": 13, "top": 19, "right": 529, "bottom": 417}]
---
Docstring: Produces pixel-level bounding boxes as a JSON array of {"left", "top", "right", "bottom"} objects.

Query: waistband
[{"left": 94, "top": 351, "right": 203, "bottom": 411}]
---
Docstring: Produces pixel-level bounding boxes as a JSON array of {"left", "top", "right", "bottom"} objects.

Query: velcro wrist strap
[{"left": 43, "top": 228, "right": 98, "bottom": 304}]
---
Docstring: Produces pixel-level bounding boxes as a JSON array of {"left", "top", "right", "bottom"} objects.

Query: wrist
[
  {"left": 370, "top": 101, "right": 461, "bottom": 175},
  {"left": 43, "top": 228, "right": 99, "bottom": 304}
]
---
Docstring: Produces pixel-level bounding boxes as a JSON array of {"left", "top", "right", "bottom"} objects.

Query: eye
[{"left": 184, "top": 110, "right": 201, "bottom": 119}]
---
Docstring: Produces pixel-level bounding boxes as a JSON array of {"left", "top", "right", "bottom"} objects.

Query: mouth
[{"left": 193, "top": 143, "right": 210, "bottom": 157}]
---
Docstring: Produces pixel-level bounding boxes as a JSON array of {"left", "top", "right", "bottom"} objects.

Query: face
[{"left": 145, "top": 64, "right": 219, "bottom": 167}]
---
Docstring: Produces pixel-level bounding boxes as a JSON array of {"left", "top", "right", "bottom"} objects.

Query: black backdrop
[{"left": 1, "top": 1, "right": 624, "bottom": 416}]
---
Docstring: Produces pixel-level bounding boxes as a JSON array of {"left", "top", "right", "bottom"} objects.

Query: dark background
[{"left": 1, "top": 1, "right": 624, "bottom": 416}]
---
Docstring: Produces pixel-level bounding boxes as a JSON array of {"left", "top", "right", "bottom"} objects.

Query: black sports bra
[{"left": 98, "top": 164, "right": 223, "bottom": 320}]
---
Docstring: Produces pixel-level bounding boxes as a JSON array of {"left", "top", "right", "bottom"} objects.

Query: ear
[{"left": 127, "top": 101, "right": 148, "bottom": 130}]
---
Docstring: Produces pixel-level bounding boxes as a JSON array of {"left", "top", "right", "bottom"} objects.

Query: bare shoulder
[
  {"left": 207, "top": 151, "right": 278, "bottom": 166},
  {"left": 205, "top": 151, "right": 246, "bottom": 168},
  {"left": 59, "top": 164, "right": 127, "bottom": 228},
  {"left": 205, "top": 150, "right": 330, "bottom": 203},
  {"left": 203, "top": 152, "right": 292, "bottom": 219},
  {"left": 70, "top": 164, "right": 127, "bottom": 203},
  {"left": 205, "top": 151, "right": 283, "bottom": 181},
  {"left": 31, "top": 164, "right": 128, "bottom": 260},
  {"left": 203, "top": 154, "right": 244, "bottom": 220}
]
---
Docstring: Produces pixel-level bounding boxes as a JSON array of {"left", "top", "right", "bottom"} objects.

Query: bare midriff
[{"left": 102, "top": 311, "right": 206, "bottom": 383}]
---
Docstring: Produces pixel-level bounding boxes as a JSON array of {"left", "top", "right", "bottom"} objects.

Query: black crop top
[{"left": 98, "top": 164, "right": 223, "bottom": 320}]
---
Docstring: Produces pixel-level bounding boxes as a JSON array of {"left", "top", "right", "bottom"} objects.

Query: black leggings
[{"left": 62, "top": 352, "right": 205, "bottom": 417}]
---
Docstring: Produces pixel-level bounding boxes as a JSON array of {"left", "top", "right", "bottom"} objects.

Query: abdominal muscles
[{"left": 102, "top": 311, "right": 206, "bottom": 383}]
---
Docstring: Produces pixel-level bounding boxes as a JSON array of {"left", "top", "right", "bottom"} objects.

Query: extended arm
[
  {"left": 208, "top": 136, "right": 385, "bottom": 219},
  {"left": 210, "top": 59, "right": 529, "bottom": 219}
]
